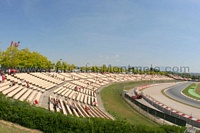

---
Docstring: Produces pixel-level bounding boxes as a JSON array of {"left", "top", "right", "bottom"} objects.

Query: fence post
[{"left": 122, "top": 90, "right": 127, "bottom": 97}]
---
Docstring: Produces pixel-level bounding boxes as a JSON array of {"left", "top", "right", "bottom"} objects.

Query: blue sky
[{"left": 1, "top": 0, "right": 200, "bottom": 72}]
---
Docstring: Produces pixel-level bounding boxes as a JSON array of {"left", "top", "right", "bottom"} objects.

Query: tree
[
  {"left": 107, "top": 66, "right": 113, "bottom": 73},
  {"left": 0, "top": 46, "right": 20, "bottom": 68},
  {"left": 62, "top": 62, "right": 68, "bottom": 72},
  {"left": 101, "top": 64, "right": 107, "bottom": 73},
  {"left": 91, "top": 66, "right": 100, "bottom": 73},
  {"left": 86, "top": 66, "right": 91, "bottom": 72},
  {"left": 0, "top": 46, "right": 52, "bottom": 72},
  {"left": 55, "top": 60, "right": 62, "bottom": 72},
  {"left": 119, "top": 67, "right": 125, "bottom": 73},
  {"left": 68, "top": 64, "right": 76, "bottom": 72},
  {"left": 112, "top": 66, "right": 119, "bottom": 73},
  {"left": 81, "top": 66, "right": 86, "bottom": 72}
]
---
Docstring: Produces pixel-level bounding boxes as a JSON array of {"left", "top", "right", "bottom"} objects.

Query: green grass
[
  {"left": 195, "top": 83, "right": 200, "bottom": 95},
  {"left": 100, "top": 80, "right": 174, "bottom": 127},
  {"left": 161, "top": 85, "right": 200, "bottom": 109},
  {"left": 0, "top": 120, "right": 42, "bottom": 133},
  {"left": 182, "top": 83, "right": 200, "bottom": 100}
]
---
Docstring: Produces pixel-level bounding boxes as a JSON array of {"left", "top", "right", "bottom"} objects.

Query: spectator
[
  {"left": 57, "top": 100, "right": 62, "bottom": 109},
  {"left": 50, "top": 98, "right": 54, "bottom": 104},
  {"left": 92, "top": 99, "right": 97, "bottom": 106},
  {"left": 9, "top": 81, "right": 16, "bottom": 86},
  {"left": 85, "top": 105, "right": 90, "bottom": 114},
  {"left": 2, "top": 75, "right": 5, "bottom": 83},
  {"left": 0, "top": 74, "right": 2, "bottom": 83},
  {"left": 74, "top": 86, "right": 78, "bottom": 91},
  {"left": 54, "top": 99, "right": 59, "bottom": 106},
  {"left": 26, "top": 82, "right": 30, "bottom": 88},
  {"left": 34, "top": 99, "right": 39, "bottom": 105},
  {"left": 8, "top": 69, "right": 11, "bottom": 75},
  {"left": 71, "top": 102, "right": 75, "bottom": 108}
]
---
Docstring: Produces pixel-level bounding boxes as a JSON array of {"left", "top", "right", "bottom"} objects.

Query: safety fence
[
  {"left": 124, "top": 93, "right": 186, "bottom": 126},
  {"left": 142, "top": 94, "right": 200, "bottom": 128}
]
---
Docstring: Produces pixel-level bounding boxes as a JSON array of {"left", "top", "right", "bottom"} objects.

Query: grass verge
[
  {"left": 161, "top": 87, "right": 200, "bottom": 109},
  {"left": 100, "top": 80, "right": 174, "bottom": 127},
  {"left": 182, "top": 83, "right": 200, "bottom": 100},
  {"left": 195, "top": 83, "right": 200, "bottom": 95}
]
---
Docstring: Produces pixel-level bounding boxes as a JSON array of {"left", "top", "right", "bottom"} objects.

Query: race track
[
  {"left": 165, "top": 82, "right": 200, "bottom": 108},
  {"left": 142, "top": 82, "right": 200, "bottom": 119}
]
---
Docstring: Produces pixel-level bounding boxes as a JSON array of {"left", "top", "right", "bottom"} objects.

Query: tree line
[
  {"left": 0, "top": 46, "right": 52, "bottom": 70},
  {"left": 0, "top": 46, "right": 168, "bottom": 75}
]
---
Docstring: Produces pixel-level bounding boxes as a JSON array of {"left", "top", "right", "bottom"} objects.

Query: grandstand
[{"left": 0, "top": 72, "right": 174, "bottom": 120}]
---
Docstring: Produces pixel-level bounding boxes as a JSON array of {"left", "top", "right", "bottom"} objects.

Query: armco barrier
[
  {"left": 125, "top": 93, "right": 186, "bottom": 126},
  {"left": 142, "top": 94, "right": 200, "bottom": 128}
]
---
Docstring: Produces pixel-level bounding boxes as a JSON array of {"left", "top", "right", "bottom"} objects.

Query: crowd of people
[
  {"left": 50, "top": 98, "right": 62, "bottom": 111},
  {"left": 74, "top": 86, "right": 83, "bottom": 91},
  {"left": 0, "top": 71, "right": 6, "bottom": 83}
]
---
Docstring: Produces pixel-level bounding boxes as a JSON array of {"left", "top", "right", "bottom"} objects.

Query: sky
[{"left": 1, "top": 0, "right": 200, "bottom": 72}]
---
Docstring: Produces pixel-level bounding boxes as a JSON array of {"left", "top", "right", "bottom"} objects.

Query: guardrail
[
  {"left": 142, "top": 94, "right": 200, "bottom": 128},
  {"left": 124, "top": 93, "right": 186, "bottom": 127}
]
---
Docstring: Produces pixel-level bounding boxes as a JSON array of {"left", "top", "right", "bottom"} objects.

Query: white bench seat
[
  {"left": 76, "top": 92, "right": 81, "bottom": 101},
  {"left": 60, "top": 99, "right": 67, "bottom": 115},
  {"left": 90, "top": 106, "right": 104, "bottom": 118},
  {"left": 80, "top": 94, "right": 84, "bottom": 103},
  {"left": 87, "top": 96, "right": 91, "bottom": 105},
  {"left": 49, "top": 98, "right": 54, "bottom": 112},
  {"left": 0, "top": 82, "right": 10, "bottom": 87},
  {"left": 68, "top": 90, "right": 75, "bottom": 99},
  {"left": 19, "top": 89, "right": 33, "bottom": 101},
  {"left": 14, "top": 88, "right": 28, "bottom": 99},
  {"left": 61, "top": 89, "right": 69, "bottom": 96},
  {"left": 84, "top": 95, "right": 88, "bottom": 104},
  {"left": 57, "top": 87, "right": 66, "bottom": 94},
  {"left": 64, "top": 101, "right": 73, "bottom": 115},
  {"left": 26, "top": 90, "right": 37, "bottom": 103},
  {"left": 34, "top": 92, "right": 42, "bottom": 104},
  {"left": 88, "top": 106, "right": 99, "bottom": 118},
  {"left": 64, "top": 89, "right": 72, "bottom": 97},
  {"left": 7, "top": 86, "right": 24, "bottom": 97},
  {"left": 72, "top": 92, "right": 78, "bottom": 100},
  {"left": 72, "top": 107, "right": 79, "bottom": 117},
  {"left": 77, "top": 103, "right": 90, "bottom": 117},
  {"left": 0, "top": 85, "right": 10, "bottom": 92},
  {"left": 56, "top": 103, "right": 60, "bottom": 112},
  {"left": 53, "top": 86, "right": 63, "bottom": 93},
  {"left": 2, "top": 85, "right": 19, "bottom": 95},
  {"left": 74, "top": 103, "right": 85, "bottom": 117}
]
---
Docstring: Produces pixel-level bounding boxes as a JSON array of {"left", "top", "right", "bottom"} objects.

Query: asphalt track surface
[
  {"left": 165, "top": 82, "right": 200, "bottom": 108},
  {"left": 142, "top": 83, "right": 200, "bottom": 119}
]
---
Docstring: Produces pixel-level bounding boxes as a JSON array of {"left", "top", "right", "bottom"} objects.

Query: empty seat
[
  {"left": 14, "top": 88, "right": 28, "bottom": 99},
  {"left": 0, "top": 85, "right": 10, "bottom": 92},
  {"left": 7, "top": 86, "right": 24, "bottom": 97},
  {"left": 2, "top": 85, "right": 19, "bottom": 95},
  {"left": 60, "top": 99, "right": 67, "bottom": 115},
  {"left": 26, "top": 90, "right": 37, "bottom": 103},
  {"left": 19, "top": 89, "right": 33, "bottom": 101}
]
